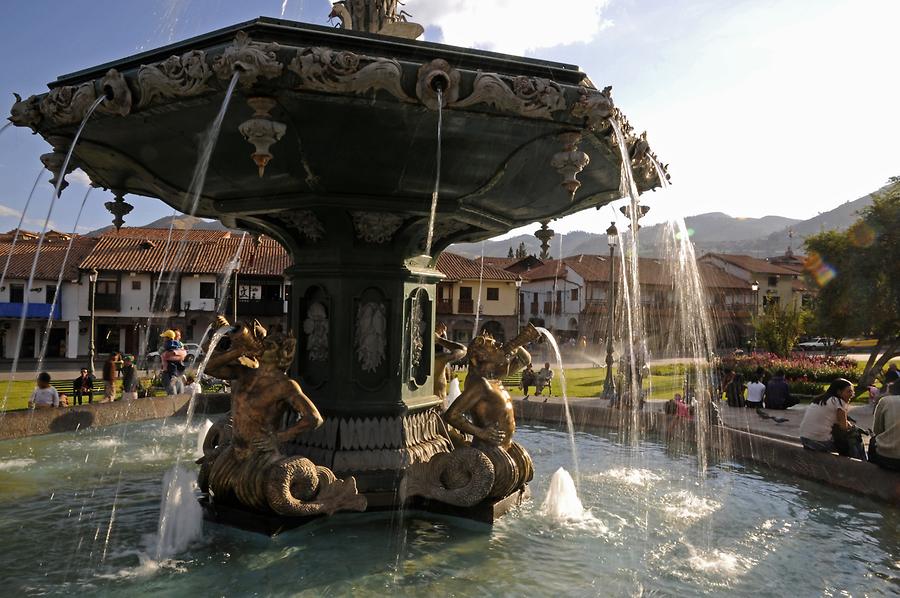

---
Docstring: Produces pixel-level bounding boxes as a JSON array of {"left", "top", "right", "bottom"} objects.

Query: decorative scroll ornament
[
  {"left": 570, "top": 85, "right": 614, "bottom": 131},
  {"left": 407, "top": 290, "right": 427, "bottom": 377},
  {"left": 104, "top": 193, "right": 134, "bottom": 230},
  {"left": 277, "top": 210, "right": 325, "bottom": 242},
  {"left": 351, "top": 211, "right": 404, "bottom": 243},
  {"left": 137, "top": 50, "right": 212, "bottom": 107},
  {"left": 96, "top": 69, "right": 132, "bottom": 117},
  {"left": 416, "top": 59, "right": 460, "bottom": 110},
  {"left": 288, "top": 47, "right": 410, "bottom": 102},
  {"left": 453, "top": 73, "right": 565, "bottom": 120},
  {"left": 355, "top": 301, "right": 387, "bottom": 372},
  {"left": 39, "top": 82, "right": 97, "bottom": 127},
  {"left": 9, "top": 93, "right": 42, "bottom": 131},
  {"left": 212, "top": 31, "right": 283, "bottom": 88},
  {"left": 238, "top": 97, "right": 286, "bottom": 177},
  {"left": 303, "top": 302, "right": 330, "bottom": 362},
  {"left": 550, "top": 131, "right": 590, "bottom": 199}
]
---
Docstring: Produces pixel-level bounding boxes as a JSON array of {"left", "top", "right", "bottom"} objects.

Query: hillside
[{"left": 88, "top": 214, "right": 228, "bottom": 236}]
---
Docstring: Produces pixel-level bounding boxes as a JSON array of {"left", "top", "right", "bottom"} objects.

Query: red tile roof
[
  {"left": 80, "top": 228, "right": 287, "bottom": 277},
  {"left": 521, "top": 254, "right": 751, "bottom": 290},
  {"left": 702, "top": 253, "right": 799, "bottom": 275},
  {"left": 0, "top": 236, "right": 98, "bottom": 281},
  {"left": 436, "top": 252, "right": 519, "bottom": 282}
]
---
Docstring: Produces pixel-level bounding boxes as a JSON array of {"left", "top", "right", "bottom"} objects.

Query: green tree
[
  {"left": 515, "top": 241, "right": 528, "bottom": 259},
  {"left": 507, "top": 246, "right": 514, "bottom": 258},
  {"left": 754, "top": 303, "right": 808, "bottom": 356},
  {"left": 805, "top": 180, "right": 900, "bottom": 387}
]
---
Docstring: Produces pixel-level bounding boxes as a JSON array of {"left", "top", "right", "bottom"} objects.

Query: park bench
[{"left": 51, "top": 379, "right": 95, "bottom": 404}]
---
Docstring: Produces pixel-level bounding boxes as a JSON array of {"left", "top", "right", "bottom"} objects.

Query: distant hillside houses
[{"left": 0, "top": 227, "right": 815, "bottom": 360}]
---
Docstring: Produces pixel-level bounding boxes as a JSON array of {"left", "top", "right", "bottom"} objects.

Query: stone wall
[
  {"left": 514, "top": 399, "right": 900, "bottom": 506},
  {"left": 0, "top": 393, "right": 230, "bottom": 440}
]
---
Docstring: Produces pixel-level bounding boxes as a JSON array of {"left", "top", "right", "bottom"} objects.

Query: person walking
[
  {"left": 102, "top": 353, "right": 119, "bottom": 403},
  {"left": 72, "top": 367, "right": 94, "bottom": 405},
  {"left": 120, "top": 355, "right": 139, "bottom": 401}
]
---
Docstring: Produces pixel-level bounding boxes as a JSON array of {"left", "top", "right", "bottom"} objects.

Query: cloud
[
  {"left": 405, "top": 0, "right": 613, "bottom": 56},
  {"left": 67, "top": 169, "right": 93, "bottom": 187},
  {"left": 0, "top": 205, "right": 20, "bottom": 218}
]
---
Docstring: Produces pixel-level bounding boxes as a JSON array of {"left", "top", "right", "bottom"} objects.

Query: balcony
[
  {"left": 436, "top": 298, "right": 453, "bottom": 315},
  {"left": 0, "top": 302, "right": 59, "bottom": 319},
  {"left": 458, "top": 298, "right": 474, "bottom": 314},
  {"left": 238, "top": 298, "right": 285, "bottom": 316},
  {"left": 94, "top": 294, "right": 121, "bottom": 311}
]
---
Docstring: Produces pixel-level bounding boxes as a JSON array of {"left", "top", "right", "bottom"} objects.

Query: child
[
  {"left": 160, "top": 330, "right": 187, "bottom": 395},
  {"left": 28, "top": 372, "right": 60, "bottom": 409}
]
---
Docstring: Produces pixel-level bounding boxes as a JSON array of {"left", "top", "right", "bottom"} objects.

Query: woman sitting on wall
[{"left": 799, "top": 378, "right": 866, "bottom": 460}]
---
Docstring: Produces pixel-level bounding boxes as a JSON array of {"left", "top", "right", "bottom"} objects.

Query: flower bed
[{"left": 720, "top": 352, "right": 858, "bottom": 384}]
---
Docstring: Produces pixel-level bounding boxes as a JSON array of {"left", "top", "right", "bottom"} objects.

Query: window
[
  {"left": 556, "top": 290, "right": 563, "bottom": 304},
  {"left": 151, "top": 280, "right": 178, "bottom": 312},
  {"left": 486, "top": 287, "right": 499, "bottom": 301},
  {"left": 9, "top": 284, "right": 24, "bottom": 303},
  {"left": 96, "top": 279, "right": 118, "bottom": 296},
  {"left": 199, "top": 282, "right": 216, "bottom": 299},
  {"left": 570, "top": 288, "right": 579, "bottom": 301},
  {"left": 767, "top": 276, "right": 778, "bottom": 287},
  {"left": 131, "top": 280, "right": 141, "bottom": 290},
  {"left": 459, "top": 286, "right": 473, "bottom": 300},
  {"left": 45, "top": 285, "right": 57, "bottom": 304}
]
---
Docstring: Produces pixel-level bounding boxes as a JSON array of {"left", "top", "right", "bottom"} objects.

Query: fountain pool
[{"left": 1, "top": 420, "right": 896, "bottom": 595}]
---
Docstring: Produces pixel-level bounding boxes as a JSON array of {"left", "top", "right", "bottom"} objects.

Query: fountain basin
[{"left": 0, "top": 419, "right": 895, "bottom": 595}]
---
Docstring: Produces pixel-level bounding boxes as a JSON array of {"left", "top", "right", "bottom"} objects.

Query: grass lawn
[
  {"left": 454, "top": 365, "right": 687, "bottom": 401},
  {"left": 0, "top": 380, "right": 169, "bottom": 411}
]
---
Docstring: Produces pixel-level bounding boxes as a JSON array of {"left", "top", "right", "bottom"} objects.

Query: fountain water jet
[{"left": 542, "top": 467, "right": 586, "bottom": 521}]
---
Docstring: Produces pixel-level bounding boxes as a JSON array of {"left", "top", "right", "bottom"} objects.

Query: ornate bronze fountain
[{"left": 9, "top": 2, "right": 666, "bottom": 529}]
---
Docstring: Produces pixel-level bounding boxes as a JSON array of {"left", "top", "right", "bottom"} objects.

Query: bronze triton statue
[
  {"left": 402, "top": 323, "right": 541, "bottom": 507},
  {"left": 198, "top": 316, "right": 366, "bottom": 517}
]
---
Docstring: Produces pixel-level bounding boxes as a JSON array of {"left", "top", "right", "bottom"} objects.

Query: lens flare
[
  {"left": 848, "top": 222, "right": 876, "bottom": 247},
  {"left": 804, "top": 251, "right": 836, "bottom": 287}
]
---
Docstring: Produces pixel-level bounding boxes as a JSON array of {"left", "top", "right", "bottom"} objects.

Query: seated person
[
  {"left": 745, "top": 376, "right": 766, "bottom": 409},
  {"left": 72, "top": 367, "right": 94, "bottom": 405},
  {"left": 521, "top": 363, "right": 536, "bottom": 399},
  {"left": 764, "top": 370, "right": 798, "bottom": 410},
  {"left": 535, "top": 362, "right": 553, "bottom": 398},
  {"left": 799, "top": 378, "right": 865, "bottom": 459},
  {"left": 28, "top": 372, "right": 60, "bottom": 409},
  {"left": 869, "top": 380, "right": 900, "bottom": 471}
]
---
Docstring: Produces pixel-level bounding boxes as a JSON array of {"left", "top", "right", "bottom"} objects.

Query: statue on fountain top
[
  {"left": 198, "top": 316, "right": 366, "bottom": 517},
  {"left": 329, "top": 0, "right": 424, "bottom": 39}
]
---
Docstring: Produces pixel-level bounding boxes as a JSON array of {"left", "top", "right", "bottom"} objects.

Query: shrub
[
  {"left": 720, "top": 352, "right": 858, "bottom": 384},
  {"left": 788, "top": 380, "right": 826, "bottom": 396}
]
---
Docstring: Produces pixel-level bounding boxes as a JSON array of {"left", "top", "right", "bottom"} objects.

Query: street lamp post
[
  {"left": 601, "top": 222, "right": 618, "bottom": 401},
  {"left": 88, "top": 268, "right": 98, "bottom": 375},
  {"left": 750, "top": 280, "right": 759, "bottom": 352},
  {"left": 515, "top": 275, "right": 523, "bottom": 335}
]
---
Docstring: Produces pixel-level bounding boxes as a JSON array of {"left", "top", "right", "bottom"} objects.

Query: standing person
[
  {"left": 72, "top": 367, "right": 94, "bottom": 405},
  {"left": 763, "top": 370, "right": 798, "bottom": 410},
  {"left": 28, "top": 372, "right": 60, "bottom": 409},
  {"left": 869, "top": 380, "right": 900, "bottom": 471},
  {"left": 798, "top": 378, "right": 865, "bottom": 459},
  {"left": 120, "top": 355, "right": 139, "bottom": 401},
  {"left": 159, "top": 330, "right": 186, "bottom": 395},
  {"left": 521, "top": 363, "right": 536, "bottom": 399},
  {"left": 745, "top": 375, "right": 766, "bottom": 409},
  {"left": 102, "top": 353, "right": 119, "bottom": 402}
]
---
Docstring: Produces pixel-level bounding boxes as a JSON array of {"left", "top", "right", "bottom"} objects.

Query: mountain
[
  {"left": 88, "top": 214, "right": 228, "bottom": 236},
  {"left": 449, "top": 184, "right": 888, "bottom": 259}
]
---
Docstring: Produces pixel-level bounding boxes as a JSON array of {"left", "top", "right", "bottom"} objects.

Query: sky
[{"left": 0, "top": 0, "right": 897, "bottom": 240}]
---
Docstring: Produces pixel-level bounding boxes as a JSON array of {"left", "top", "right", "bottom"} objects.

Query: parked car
[
  {"left": 795, "top": 337, "right": 837, "bottom": 352},
  {"left": 146, "top": 342, "right": 204, "bottom": 367}
]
